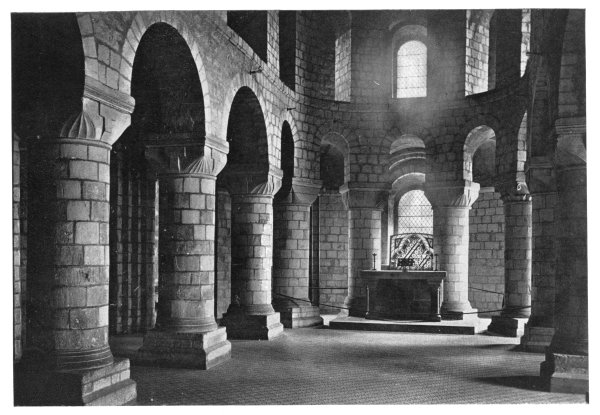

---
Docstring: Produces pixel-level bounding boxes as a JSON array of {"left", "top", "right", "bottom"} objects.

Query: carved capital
[
  {"left": 276, "top": 178, "right": 323, "bottom": 206},
  {"left": 499, "top": 182, "right": 532, "bottom": 203},
  {"left": 424, "top": 182, "right": 480, "bottom": 208},
  {"left": 145, "top": 143, "right": 223, "bottom": 178},
  {"left": 222, "top": 165, "right": 283, "bottom": 197},
  {"left": 60, "top": 110, "right": 96, "bottom": 140},
  {"left": 340, "top": 183, "right": 389, "bottom": 210}
]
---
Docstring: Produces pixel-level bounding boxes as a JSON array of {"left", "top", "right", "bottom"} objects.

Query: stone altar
[{"left": 361, "top": 270, "right": 445, "bottom": 322}]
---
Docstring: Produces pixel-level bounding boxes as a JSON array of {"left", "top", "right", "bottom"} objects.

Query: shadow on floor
[{"left": 477, "top": 375, "right": 544, "bottom": 391}]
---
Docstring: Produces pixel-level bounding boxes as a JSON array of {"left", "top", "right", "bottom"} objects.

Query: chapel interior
[{"left": 11, "top": 9, "right": 588, "bottom": 405}]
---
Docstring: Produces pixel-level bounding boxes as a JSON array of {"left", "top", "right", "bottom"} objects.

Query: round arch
[
  {"left": 121, "top": 13, "right": 214, "bottom": 136},
  {"left": 130, "top": 22, "right": 206, "bottom": 137}
]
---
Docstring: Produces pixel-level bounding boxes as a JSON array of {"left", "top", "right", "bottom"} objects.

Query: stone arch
[
  {"left": 387, "top": 133, "right": 426, "bottom": 183},
  {"left": 121, "top": 12, "right": 215, "bottom": 137},
  {"left": 464, "top": 125, "right": 497, "bottom": 183},
  {"left": 277, "top": 121, "right": 295, "bottom": 198},
  {"left": 220, "top": 73, "right": 277, "bottom": 163},
  {"left": 13, "top": 13, "right": 85, "bottom": 139},
  {"left": 225, "top": 86, "right": 270, "bottom": 173},
  {"left": 130, "top": 22, "right": 206, "bottom": 138},
  {"left": 392, "top": 25, "right": 428, "bottom": 98},
  {"left": 320, "top": 131, "right": 351, "bottom": 185}
]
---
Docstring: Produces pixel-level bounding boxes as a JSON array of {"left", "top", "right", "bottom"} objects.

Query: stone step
[{"left": 329, "top": 316, "right": 490, "bottom": 335}]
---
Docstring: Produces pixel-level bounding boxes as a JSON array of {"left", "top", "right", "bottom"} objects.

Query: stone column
[
  {"left": 488, "top": 184, "right": 532, "bottom": 336},
  {"left": 521, "top": 157, "right": 557, "bottom": 351},
  {"left": 15, "top": 112, "right": 136, "bottom": 405},
  {"left": 272, "top": 178, "right": 323, "bottom": 328},
  {"left": 425, "top": 183, "right": 479, "bottom": 320},
  {"left": 136, "top": 142, "right": 231, "bottom": 369},
  {"left": 338, "top": 185, "right": 387, "bottom": 317},
  {"left": 220, "top": 170, "right": 284, "bottom": 339},
  {"left": 540, "top": 118, "right": 588, "bottom": 394}
]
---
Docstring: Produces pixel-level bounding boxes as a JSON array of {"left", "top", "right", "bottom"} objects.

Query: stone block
[
  {"left": 135, "top": 328, "right": 231, "bottom": 369},
  {"left": 221, "top": 311, "right": 284, "bottom": 340},
  {"left": 14, "top": 358, "right": 137, "bottom": 405}
]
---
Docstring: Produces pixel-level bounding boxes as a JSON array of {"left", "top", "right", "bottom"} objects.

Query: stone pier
[
  {"left": 14, "top": 116, "right": 136, "bottom": 405},
  {"left": 540, "top": 118, "right": 588, "bottom": 394},
  {"left": 220, "top": 171, "right": 284, "bottom": 339},
  {"left": 426, "top": 184, "right": 479, "bottom": 320},
  {"left": 338, "top": 185, "right": 387, "bottom": 317},
  {"left": 488, "top": 184, "right": 532, "bottom": 337},
  {"left": 521, "top": 157, "right": 557, "bottom": 351},
  {"left": 136, "top": 143, "right": 231, "bottom": 369},
  {"left": 272, "top": 178, "right": 323, "bottom": 328}
]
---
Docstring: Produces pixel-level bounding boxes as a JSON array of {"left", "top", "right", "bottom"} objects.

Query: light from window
[{"left": 396, "top": 41, "right": 427, "bottom": 98}]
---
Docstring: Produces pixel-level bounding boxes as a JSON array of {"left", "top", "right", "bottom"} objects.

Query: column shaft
[
  {"left": 156, "top": 174, "right": 218, "bottom": 333},
  {"left": 502, "top": 198, "right": 532, "bottom": 317},
  {"left": 136, "top": 171, "right": 231, "bottom": 369},
  {"left": 273, "top": 202, "right": 311, "bottom": 304},
  {"left": 221, "top": 192, "right": 284, "bottom": 339},
  {"left": 487, "top": 195, "right": 532, "bottom": 337},
  {"left": 231, "top": 194, "right": 275, "bottom": 315},
  {"left": 433, "top": 205, "right": 475, "bottom": 318},
  {"left": 15, "top": 137, "right": 136, "bottom": 406},
  {"left": 27, "top": 139, "right": 113, "bottom": 370},
  {"left": 272, "top": 201, "right": 323, "bottom": 327},
  {"left": 549, "top": 166, "right": 587, "bottom": 353},
  {"left": 345, "top": 208, "right": 382, "bottom": 316},
  {"left": 540, "top": 165, "right": 588, "bottom": 393}
]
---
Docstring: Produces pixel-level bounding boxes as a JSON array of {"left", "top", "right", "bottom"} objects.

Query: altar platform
[{"left": 329, "top": 315, "right": 491, "bottom": 335}]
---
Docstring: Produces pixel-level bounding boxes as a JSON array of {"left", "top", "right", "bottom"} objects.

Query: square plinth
[
  {"left": 135, "top": 327, "right": 231, "bottom": 369},
  {"left": 487, "top": 316, "right": 528, "bottom": 337},
  {"left": 221, "top": 312, "right": 284, "bottom": 340},
  {"left": 14, "top": 358, "right": 136, "bottom": 406},
  {"left": 279, "top": 306, "right": 324, "bottom": 328}
]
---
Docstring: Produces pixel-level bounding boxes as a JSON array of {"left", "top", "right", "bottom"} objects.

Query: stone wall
[
  {"left": 465, "top": 10, "right": 491, "bottom": 95},
  {"left": 334, "top": 28, "right": 352, "bottom": 102},
  {"left": 468, "top": 187, "right": 505, "bottom": 315},
  {"left": 317, "top": 191, "right": 348, "bottom": 313}
]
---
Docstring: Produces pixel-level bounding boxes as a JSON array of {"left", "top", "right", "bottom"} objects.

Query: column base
[
  {"left": 135, "top": 327, "right": 231, "bottom": 369},
  {"left": 15, "top": 358, "right": 136, "bottom": 406},
  {"left": 540, "top": 352, "right": 589, "bottom": 395},
  {"left": 441, "top": 302, "right": 477, "bottom": 320},
  {"left": 343, "top": 296, "right": 366, "bottom": 318},
  {"left": 487, "top": 316, "right": 528, "bottom": 337},
  {"left": 520, "top": 325, "right": 555, "bottom": 352},
  {"left": 221, "top": 311, "right": 284, "bottom": 340},
  {"left": 278, "top": 305, "right": 323, "bottom": 328}
]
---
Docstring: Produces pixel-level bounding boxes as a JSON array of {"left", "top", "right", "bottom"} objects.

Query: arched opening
[
  {"left": 109, "top": 22, "right": 206, "bottom": 336},
  {"left": 396, "top": 190, "right": 433, "bottom": 236},
  {"left": 130, "top": 23, "right": 205, "bottom": 137},
  {"left": 464, "top": 126, "right": 505, "bottom": 316},
  {"left": 278, "top": 122, "right": 295, "bottom": 199},
  {"left": 12, "top": 13, "right": 85, "bottom": 139},
  {"left": 395, "top": 40, "right": 427, "bottom": 98},
  {"left": 315, "top": 135, "right": 349, "bottom": 313},
  {"left": 217, "top": 87, "right": 270, "bottom": 318}
]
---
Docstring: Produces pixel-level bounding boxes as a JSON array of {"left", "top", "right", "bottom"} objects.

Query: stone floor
[{"left": 124, "top": 317, "right": 587, "bottom": 405}]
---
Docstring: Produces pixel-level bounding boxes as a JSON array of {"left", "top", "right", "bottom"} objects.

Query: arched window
[
  {"left": 397, "top": 190, "right": 432, "bottom": 235},
  {"left": 396, "top": 40, "right": 427, "bottom": 98}
]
